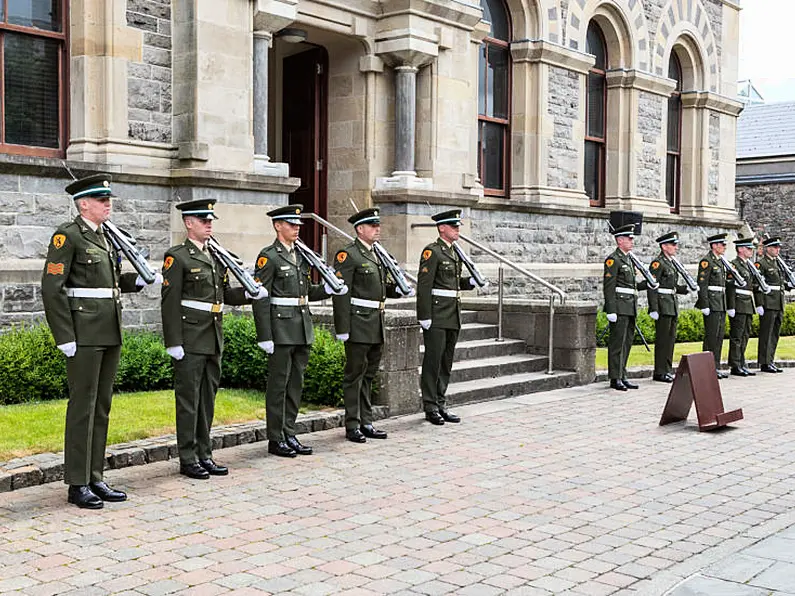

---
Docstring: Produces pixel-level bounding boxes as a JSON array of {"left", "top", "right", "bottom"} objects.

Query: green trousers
[
  {"left": 654, "top": 315, "right": 678, "bottom": 376},
  {"left": 421, "top": 327, "right": 459, "bottom": 413},
  {"left": 266, "top": 344, "right": 310, "bottom": 441},
  {"left": 702, "top": 311, "right": 726, "bottom": 370},
  {"left": 343, "top": 342, "right": 382, "bottom": 430},
  {"left": 728, "top": 313, "right": 752, "bottom": 370},
  {"left": 174, "top": 352, "right": 221, "bottom": 464},
  {"left": 608, "top": 315, "right": 634, "bottom": 381},
  {"left": 758, "top": 309, "right": 783, "bottom": 366},
  {"left": 64, "top": 345, "right": 121, "bottom": 485}
]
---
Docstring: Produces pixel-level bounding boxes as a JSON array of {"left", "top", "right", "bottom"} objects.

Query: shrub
[
  {"left": 303, "top": 327, "right": 345, "bottom": 408},
  {"left": 115, "top": 331, "right": 173, "bottom": 392},
  {"left": 675, "top": 309, "right": 705, "bottom": 343},
  {"left": 221, "top": 314, "right": 268, "bottom": 390},
  {"left": 0, "top": 323, "right": 67, "bottom": 404}
]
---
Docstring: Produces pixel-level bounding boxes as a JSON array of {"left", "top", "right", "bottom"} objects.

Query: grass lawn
[
  {"left": 596, "top": 335, "right": 795, "bottom": 370},
  {"left": 0, "top": 388, "right": 271, "bottom": 462}
]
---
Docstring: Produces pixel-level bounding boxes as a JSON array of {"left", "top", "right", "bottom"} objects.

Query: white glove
[
  {"left": 727, "top": 309, "right": 736, "bottom": 318},
  {"left": 136, "top": 272, "right": 164, "bottom": 287},
  {"left": 469, "top": 276, "right": 490, "bottom": 289},
  {"left": 258, "top": 340, "right": 274, "bottom": 354},
  {"left": 166, "top": 345, "right": 185, "bottom": 360},
  {"left": 336, "top": 333, "right": 349, "bottom": 342},
  {"left": 397, "top": 286, "right": 416, "bottom": 297},
  {"left": 57, "top": 341, "right": 77, "bottom": 358},
  {"left": 246, "top": 286, "right": 268, "bottom": 300},
  {"left": 649, "top": 311, "right": 659, "bottom": 321},
  {"left": 701, "top": 308, "right": 711, "bottom": 316},
  {"left": 324, "top": 282, "right": 348, "bottom": 296},
  {"left": 606, "top": 313, "right": 617, "bottom": 323},
  {"left": 419, "top": 319, "right": 431, "bottom": 330},
  {"left": 756, "top": 306, "right": 765, "bottom": 316}
]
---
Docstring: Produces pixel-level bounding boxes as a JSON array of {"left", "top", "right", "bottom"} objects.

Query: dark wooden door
[{"left": 282, "top": 47, "right": 328, "bottom": 254}]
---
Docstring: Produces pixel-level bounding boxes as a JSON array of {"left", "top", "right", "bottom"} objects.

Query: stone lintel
[
  {"left": 379, "top": 0, "right": 483, "bottom": 31},
  {"left": 681, "top": 91, "right": 744, "bottom": 116},
  {"left": 510, "top": 40, "right": 595, "bottom": 74},
  {"left": 253, "top": 0, "right": 298, "bottom": 33},
  {"left": 605, "top": 69, "right": 677, "bottom": 97}
]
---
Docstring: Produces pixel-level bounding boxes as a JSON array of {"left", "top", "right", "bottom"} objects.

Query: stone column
[
  {"left": 253, "top": 30, "right": 270, "bottom": 158},
  {"left": 393, "top": 65, "right": 418, "bottom": 176}
]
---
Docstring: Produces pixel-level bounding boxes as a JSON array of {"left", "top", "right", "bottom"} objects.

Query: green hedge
[
  {"left": 596, "top": 303, "right": 795, "bottom": 347},
  {"left": 0, "top": 315, "right": 350, "bottom": 407}
]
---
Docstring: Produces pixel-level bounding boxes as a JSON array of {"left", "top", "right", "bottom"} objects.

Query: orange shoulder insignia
[
  {"left": 700, "top": 260, "right": 709, "bottom": 269},
  {"left": 755, "top": 262, "right": 761, "bottom": 269},
  {"left": 651, "top": 261, "right": 660, "bottom": 270},
  {"left": 164, "top": 256, "right": 174, "bottom": 270},
  {"left": 422, "top": 249, "right": 433, "bottom": 261},
  {"left": 605, "top": 258, "right": 614, "bottom": 267},
  {"left": 52, "top": 234, "right": 66, "bottom": 249},
  {"left": 257, "top": 256, "right": 268, "bottom": 269},
  {"left": 337, "top": 251, "right": 347, "bottom": 264},
  {"left": 46, "top": 262, "right": 64, "bottom": 275}
]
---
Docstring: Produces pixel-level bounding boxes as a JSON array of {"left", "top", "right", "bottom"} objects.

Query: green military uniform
[
  {"left": 727, "top": 237, "right": 758, "bottom": 375},
  {"left": 332, "top": 208, "right": 402, "bottom": 436},
  {"left": 696, "top": 234, "right": 728, "bottom": 374},
  {"left": 417, "top": 210, "right": 475, "bottom": 418},
  {"left": 755, "top": 237, "right": 789, "bottom": 369},
  {"left": 646, "top": 232, "right": 689, "bottom": 380},
  {"left": 603, "top": 224, "right": 645, "bottom": 386},
  {"left": 41, "top": 175, "right": 143, "bottom": 491},
  {"left": 161, "top": 200, "right": 249, "bottom": 468},
  {"left": 252, "top": 205, "right": 332, "bottom": 447}
]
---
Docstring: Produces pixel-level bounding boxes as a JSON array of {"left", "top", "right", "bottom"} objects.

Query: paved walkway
[{"left": 2, "top": 373, "right": 795, "bottom": 595}]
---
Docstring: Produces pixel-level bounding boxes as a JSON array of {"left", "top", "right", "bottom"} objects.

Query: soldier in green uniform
[
  {"left": 603, "top": 224, "right": 645, "bottom": 391},
  {"left": 727, "top": 237, "right": 760, "bottom": 377},
  {"left": 253, "top": 205, "right": 347, "bottom": 457},
  {"left": 333, "top": 208, "right": 413, "bottom": 443},
  {"left": 161, "top": 199, "right": 267, "bottom": 479},
  {"left": 755, "top": 236, "right": 789, "bottom": 373},
  {"left": 647, "top": 231, "right": 690, "bottom": 383},
  {"left": 696, "top": 233, "right": 729, "bottom": 378},
  {"left": 417, "top": 209, "right": 477, "bottom": 425},
  {"left": 42, "top": 174, "right": 159, "bottom": 509}
]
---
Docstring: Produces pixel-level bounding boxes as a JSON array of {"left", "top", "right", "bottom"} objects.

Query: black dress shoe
[
  {"left": 610, "top": 379, "right": 627, "bottom": 391},
  {"left": 268, "top": 440, "right": 297, "bottom": 458},
  {"left": 773, "top": 363, "right": 784, "bottom": 373},
  {"left": 652, "top": 374, "right": 673, "bottom": 383},
  {"left": 88, "top": 481, "right": 127, "bottom": 502},
  {"left": 439, "top": 409, "right": 460, "bottom": 423},
  {"left": 730, "top": 368, "right": 749, "bottom": 377},
  {"left": 199, "top": 459, "right": 228, "bottom": 476},
  {"left": 180, "top": 462, "right": 210, "bottom": 479},
  {"left": 286, "top": 436, "right": 312, "bottom": 455},
  {"left": 664, "top": 373, "right": 675, "bottom": 382},
  {"left": 716, "top": 371, "right": 729, "bottom": 379},
  {"left": 742, "top": 367, "right": 756, "bottom": 376},
  {"left": 425, "top": 411, "right": 445, "bottom": 425},
  {"left": 360, "top": 424, "right": 387, "bottom": 439},
  {"left": 760, "top": 365, "right": 778, "bottom": 373},
  {"left": 67, "top": 485, "right": 103, "bottom": 509},
  {"left": 622, "top": 380, "right": 639, "bottom": 389},
  {"left": 346, "top": 428, "right": 367, "bottom": 443}
]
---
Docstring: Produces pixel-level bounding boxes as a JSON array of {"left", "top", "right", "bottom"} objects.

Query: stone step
[
  {"left": 460, "top": 310, "right": 480, "bottom": 324},
  {"left": 419, "top": 337, "right": 528, "bottom": 361},
  {"left": 450, "top": 354, "right": 548, "bottom": 383},
  {"left": 445, "top": 370, "right": 580, "bottom": 405},
  {"left": 458, "top": 322, "right": 498, "bottom": 342}
]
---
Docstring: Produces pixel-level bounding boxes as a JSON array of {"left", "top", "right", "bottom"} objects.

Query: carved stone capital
[{"left": 252, "top": 0, "right": 297, "bottom": 34}]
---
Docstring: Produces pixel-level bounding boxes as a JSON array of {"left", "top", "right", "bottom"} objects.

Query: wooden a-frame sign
[{"left": 659, "top": 352, "right": 743, "bottom": 431}]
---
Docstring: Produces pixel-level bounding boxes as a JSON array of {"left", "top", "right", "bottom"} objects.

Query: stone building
[
  {"left": 736, "top": 101, "right": 795, "bottom": 262},
  {"left": 0, "top": 0, "right": 742, "bottom": 324}
]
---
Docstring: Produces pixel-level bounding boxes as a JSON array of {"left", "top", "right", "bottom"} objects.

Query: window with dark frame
[
  {"left": 0, "top": 0, "right": 67, "bottom": 157},
  {"left": 478, "top": 0, "right": 510, "bottom": 196},
  {"left": 666, "top": 53, "right": 683, "bottom": 212},
  {"left": 585, "top": 21, "right": 607, "bottom": 207}
]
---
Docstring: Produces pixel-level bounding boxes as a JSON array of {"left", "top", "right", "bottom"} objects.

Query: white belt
[
  {"left": 270, "top": 296, "right": 308, "bottom": 306},
  {"left": 615, "top": 287, "right": 637, "bottom": 295},
  {"left": 66, "top": 287, "right": 117, "bottom": 299},
  {"left": 708, "top": 286, "right": 725, "bottom": 292},
  {"left": 768, "top": 285, "right": 781, "bottom": 291},
  {"left": 656, "top": 288, "right": 675, "bottom": 295},
  {"left": 735, "top": 289, "right": 753, "bottom": 296},
  {"left": 350, "top": 297, "right": 385, "bottom": 310},
  {"left": 431, "top": 289, "right": 460, "bottom": 298},
  {"left": 181, "top": 299, "right": 224, "bottom": 313}
]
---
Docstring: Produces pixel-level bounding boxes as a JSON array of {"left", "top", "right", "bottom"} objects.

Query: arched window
[
  {"left": 585, "top": 21, "right": 607, "bottom": 207},
  {"left": 666, "top": 54, "right": 683, "bottom": 212},
  {"left": 478, "top": 0, "right": 511, "bottom": 196}
]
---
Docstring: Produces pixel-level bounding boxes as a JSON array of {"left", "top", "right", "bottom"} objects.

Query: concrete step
[
  {"left": 460, "top": 310, "right": 479, "bottom": 325},
  {"left": 445, "top": 370, "right": 580, "bottom": 405},
  {"left": 458, "top": 322, "right": 498, "bottom": 342},
  {"left": 420, "top": 337, "right": 528, "bottom": 362},
  {"left": 450, "top": 354, "right": 548, "bottom": 383}
]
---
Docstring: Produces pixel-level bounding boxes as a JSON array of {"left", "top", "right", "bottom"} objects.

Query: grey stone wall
[
  {"left": 547, "top": 66, "right": 579, "bottom": 190},
  {"left": 127, "top": 0, "right": 172, "bottom": 143},
  {"left": 637, "top": 91, "right": 663, "bottom": 199},
  {"left": 704, "top": 0, "right": 723, "bottom": 65},
  {"left": 737, "top": 183, "right": 795, "bottom": 263},
  {"left": 708, "top": 112, "right": 720, "bottom": 206}
]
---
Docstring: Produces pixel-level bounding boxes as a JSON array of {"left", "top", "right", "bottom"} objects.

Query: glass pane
[
  {"left": 667, "top": 95, "right": 681, "bottom": 151},
  {"left": 668, "top": 53, "right": 682, "bottom": 91},
  {"left": 8, "top": 0, "right": 61, "bottom": 32},
  {"left": 587, "top": 72, "right": 605, "bottom": 138},
  {"left": 586, "top": 22, "right": 607, "bottom": 70},
  {"left": 482, "top": 121, "right": 505, "bottom": 191},
  {"left": 477, "top": 121, "right": 483, "bottom": 182},
  {"left": 481, "top": 0, "right": 509, "bottom": 42},
  {"left": 4, "top": 32, "right": 60, "bottom": 148},
  {"left": 488, "top": 46, "right": 509, "bottom": 120},
  {"left": 666, "top": 154, "right": 679, "bottom": 208},
  {"left": 584, "top": 140, "right": 603, "bottom": 204},
  {"left": 478, "top": 45, "right": 487, "bottom": 116}
]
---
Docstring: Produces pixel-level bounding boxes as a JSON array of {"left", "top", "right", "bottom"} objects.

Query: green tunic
[
  {"left": 754, "top": 255, "right": 786, "bottom": 366},
  {"left": 727, "top": 258, "right": 756, "bottom": 370},
  {"left": 647, "top": 253, "right": 689, "bottom": 376},
  {"left": 603, "top": 248, "right": 643, "bottom": 380},
  {"left": 696, "top": 251, "right": 727, "bottom": 370}
]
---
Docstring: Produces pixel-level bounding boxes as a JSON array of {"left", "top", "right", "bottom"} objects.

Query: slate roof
[{"left": 737, "top": 102, "right": 795, "bottom": 159}]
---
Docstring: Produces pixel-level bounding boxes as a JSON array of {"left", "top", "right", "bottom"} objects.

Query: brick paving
[{"left": 2, "top": 374, "right": 795, "bottom": 595}]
